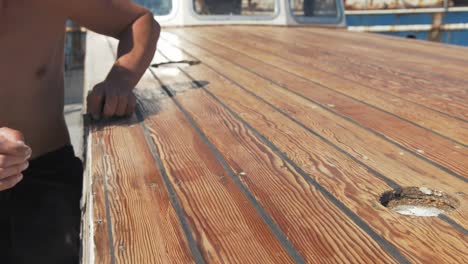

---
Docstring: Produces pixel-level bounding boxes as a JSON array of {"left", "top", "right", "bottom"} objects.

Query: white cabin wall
[{"left": 154, "top": 0, "right": 345, "bottom": 27}]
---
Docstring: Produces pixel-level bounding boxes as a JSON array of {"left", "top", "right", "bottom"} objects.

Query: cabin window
[
  {"left": 134, "top": 0, "right": 173, "bottom": 16},
  {"left": 290, "top": 0, "right": 338, "bottom": 17},
  {"left": 193, "top": 0, "right": 276, "bottom": 16}
]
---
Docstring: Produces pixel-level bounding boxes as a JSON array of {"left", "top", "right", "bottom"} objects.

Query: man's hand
[
  {"left": 87, "top": 81, "right": 137, "bottom": 120},
  {"left": 0, "top": 128, "right": 31, "bottom": 191}
]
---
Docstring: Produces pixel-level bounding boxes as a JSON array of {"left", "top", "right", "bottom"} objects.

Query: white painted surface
[
  {"left": 156, "top": 0, "right": 346, "bottom": 27},
  {"left": 64, "top": 69, "right": 84, "bottom": 159},
  {"left": 348, "top": 23, "right": 468, "bottom": 32},
  {"left": 393, "top": 205, "right": 445, "bottom": 217}
]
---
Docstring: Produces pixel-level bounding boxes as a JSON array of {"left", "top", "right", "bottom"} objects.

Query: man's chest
[{"left": 0, "top": 0, "right": 66, "bottom": 79}]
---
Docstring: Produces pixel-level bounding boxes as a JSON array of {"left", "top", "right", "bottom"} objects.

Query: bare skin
[{"left": 0, "top": 0, "right": 160, "bottom": 190}]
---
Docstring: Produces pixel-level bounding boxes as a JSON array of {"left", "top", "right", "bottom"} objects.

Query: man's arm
[{"left": 55, "top": 0, "right": 160, "bottom": 118}]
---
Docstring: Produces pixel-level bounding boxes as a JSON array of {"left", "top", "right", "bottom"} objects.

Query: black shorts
[{"left": 0, "top": 146, "right": 83, "bottom": 264}]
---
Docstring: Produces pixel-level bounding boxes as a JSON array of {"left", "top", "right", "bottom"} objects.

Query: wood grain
[
  {"left": 82, "top": 32, "right": 116, "bottom": 264},
  {"left": 158, "top": 36, "right": 468, "bottom": 229},
  {"left": 85, "top": 128, "right": 113, "bottom": 264},
  {"left": 152, "top": 65, "right": 400, "bottom": 264},
  {"left": 252, "top": 27, "right": 468, "bottom": 102},
  {"left": 191, "top": 27, "right": 468, "bottom": 126},
  {"left": 83, "top": 33, "right": 195, "bottom": 264},
  {"left": 139, "top": 96, "right": 294, "bottom": 263},
  {"left": 166, "top": 28, "right": 468, "bottom": 145},
  {"left": 107, "top": 38, "right": 296, "bottom": 263},
  {"left": 107, "top": 38, "right": 295, "bottom": 263},
  {"left": 312, "top": 28, "right": 468, "bottom": 65},
  {"left": 84, "top": 28, "right": 468, "bottom": 264},
  {"left": 155, "top": 37, "right": 468, "bottom": 263},
  {"left": 99, "top": 120, "right": 196, "bottom": 264},
  {"left": 160, "top": 31, "right": 468, "bottom": 181}
]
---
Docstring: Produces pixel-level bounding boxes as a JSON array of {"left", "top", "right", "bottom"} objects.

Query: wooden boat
[{"left": 81, "top": 1, "right": 468, "bottom": 263}]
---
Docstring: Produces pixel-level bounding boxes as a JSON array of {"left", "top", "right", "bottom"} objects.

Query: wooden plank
[
  {"left": 312, "top": 28, "right": 468, "bottom": 64},
  {"left": 152, "top": 65, "right": 400, "bottom": 264},
  {"left": 158, "top": 34, "right": 468, "bottom": 228},
  {"left": 193, "top": 27, "right": 468, "bottom": 123},
  {"left": 170, "top": 28, "right": 468, "bottom": 144},
  {"left": 98, "top": 120, "right": 196, "bottom": 263},
  {"left": 105, "top": 37, "right": 295, "bottom": 263},
  {"left": 161, "top": 30, "right": 468, "bottom": 181},
  {"left": 301, "top": 28, "right": 468, "bottom": 76},
  {"left": 82, "top": 32, "right": 116, "bottom": 263},
  {"left": 138, "top": 96, "right": 295, "bottom": 263},
  {"left": 161, "top": 29, "right": 468, "bottom": 180},
  {"left": 156, "top": 37, "right": 468, "bottom": 263},
  {"left": 159, "top": 32, "right": 468, "bottom": 227},
  {"left": 82, "top": 129, "right": 112, "bottom": 263},
  {"left": 298, "top": 27, "right": 468, "bottom": 72},
  {"left": 83, "top": 33, "right": 195, "bottom": 264},
  {"left": 250, "top": 27, "right": 468, "bottom": 101}
]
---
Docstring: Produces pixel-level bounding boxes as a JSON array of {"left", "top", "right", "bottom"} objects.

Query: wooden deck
[{"left": 81, "top": 26, "right": 468, "bottom": 264}]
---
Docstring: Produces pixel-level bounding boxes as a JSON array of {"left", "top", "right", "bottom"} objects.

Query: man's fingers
[
  {"left": 0, "top": 162, "right": 29, "bottom": 180},
  {"left": 0, "top": 135, "right": 31, "bottom": 156},
  {"left": 0, "top": 127, "right": 24, "bottom": 142},
  {"left": 87, "top": 91, "right": 104, "bottom": 120},
  {"left": 103, "top": 95, "right": 119, "bottom": 117},
  {"left": 115, "top": 96, "right": 128, "bottom": 116},
  {"left": 0, "top": 154, "right": 29, "bottom": 168},
  {"left": 0, "top": 174, "right": 23, "bottom": 191}
]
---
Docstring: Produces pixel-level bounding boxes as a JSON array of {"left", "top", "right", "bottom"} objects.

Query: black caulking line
[
  {"left": 161, "top": 42, "right": 466, "bottom": 241},
  {"left": 438, "top": 214, "right": 468, "bottom": 236},
  {"left": 97, "top": 132, "right": 117, "bottom": 264},
  {"left": 157, "top": 47, "right": 402, "bottom": 191},
  {"left": 151, "top": 60, "right": 201, "bottom": 68},
  {"left": 154, "top": 49, "right": 408, "bottom": 263},
  {"left": 105, "top": 37, "right": 207, "bottom": 263},
  {"left": 147, "top": 68, "right": 306, "bottom": 264},
  {"left": 248, "top": 29, "right": 468, "bottom": 124},
  {"left": 162, "top": 67, "right": 411, "bottom": 264},
  {"left": 161, "top": 35, "right": 468, "bottom": 182},
  {"left": 164, "top": 33, "right": 467, "bottom": 148},
  {"left": 135, "top": 106, "right": 206, "bottom": 264},
  {"left": 296, "top": 27, "right": 468, "bottom": 66},
  {"left": 208, "top": 30, "right": 468, "bottom": 125},
  {"left": 160, "top": 36, "right": 468, "bottom": 234},
  {"left": 146, "top": 75, "right": 306, "bottom": 262}
]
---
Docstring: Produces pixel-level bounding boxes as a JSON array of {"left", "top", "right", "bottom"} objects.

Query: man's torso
[{"left": 0, "top": 0, "right": 70, "bottom": 158}]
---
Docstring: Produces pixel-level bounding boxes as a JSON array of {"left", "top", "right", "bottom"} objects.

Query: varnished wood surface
[{"left": 83, "top": 27, "right": 467, "bottom": 263}]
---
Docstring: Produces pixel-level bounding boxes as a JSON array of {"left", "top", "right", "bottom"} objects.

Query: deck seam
[
  {"left": 161, "top": 34, "right": 468, "bottom": 182},
  {"left": 154, "top": 59, "right": 411, "bottom": 264},
  {"left": 296, "top": 28, "right": 468, "bottom": 69},
  {"left": 165, "top": 33, "right": 468, "bottom": 145},
  {"left": 209, "top": 29, "right": 468, "bottom": 124},
  {"left": 159, "top": 45, "right": 467, "bottom": 259},
  {"left": 105, "top": 37, "right": 206, "bottom": 264},
  {"left": 258, "top": 28, "right": 468, "bottom": 104},
  {"left": 135, "top": 106, "right": 207, "bottom": 264},
  {"left": 438, "top": 214, "right": 468, "bottom": 235},
  {"left": 159, "top": 45, "right": 467, "bottom": 235},
  {"left": 147, "top": 66, "right": 307, "bottom": 264}
]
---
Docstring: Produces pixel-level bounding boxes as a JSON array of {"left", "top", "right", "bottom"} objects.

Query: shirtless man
[{"left": 0, "top": 0, "right": 160, "bottom": 263}]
